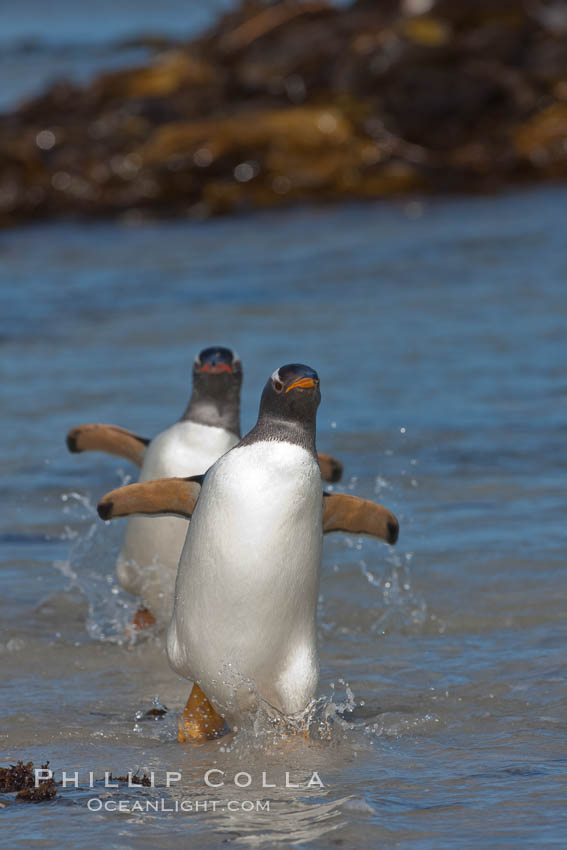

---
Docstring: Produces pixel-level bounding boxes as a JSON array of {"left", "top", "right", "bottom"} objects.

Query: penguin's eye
[{"left": 273, "top": 379, "right": 284, "bottom": 393}]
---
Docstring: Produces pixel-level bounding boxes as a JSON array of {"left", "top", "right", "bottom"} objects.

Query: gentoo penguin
[
  {"left": 69, "top": 347, "right": 243, "bottom": 626},
  {"left": 66, "top": 349, "right": 343, "bottom": 627},
  {"left": 97, "top": 364, "right": 399, "bottom": 742}
]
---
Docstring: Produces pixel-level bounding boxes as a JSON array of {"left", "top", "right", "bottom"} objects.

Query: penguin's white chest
[
  {"left": 116, "top": 421, "right": 238, "bottom": 621},
  {"left": 167, "top": 441, "right": 323, "bottom": 720}
]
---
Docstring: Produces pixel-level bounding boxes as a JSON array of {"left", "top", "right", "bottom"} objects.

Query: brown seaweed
[
  {"left": 0, "top": 761, "right": 57, "bottom": 802},
  {"left": 108, "top": 773, "right": 153, "bottom": 787}
]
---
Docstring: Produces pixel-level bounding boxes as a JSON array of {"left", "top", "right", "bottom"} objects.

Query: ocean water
[{"left": 1, "top": 185, "right": 566, "bottom": 846}]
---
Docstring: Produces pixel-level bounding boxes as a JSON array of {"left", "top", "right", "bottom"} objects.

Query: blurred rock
[{"left": 1, "top": 0, "right": 567, "bottom": 224}]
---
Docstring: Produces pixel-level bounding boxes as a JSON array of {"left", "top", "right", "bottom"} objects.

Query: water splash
[
  {"left": 214, "top": 677, "right": 364, "bottom": 754},
  {"left": 359, "top": 551, "right": 427, "bottom": 634},
  {"left": 56, "top": 489, "right": 139, "bottom": 644}
]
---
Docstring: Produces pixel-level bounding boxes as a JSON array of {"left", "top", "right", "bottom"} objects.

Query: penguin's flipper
[
  {"left": 66, "top": 423, "right": 150, "bottom": 467},
  {"left": 97, "top": 475, "right": 203, "bottom": 521},
  {"left": 317, "top": 452, "right": 343, "bottom": 483},
  {"left": 323, "top": 492, "right": 399, "bottom": 544}
]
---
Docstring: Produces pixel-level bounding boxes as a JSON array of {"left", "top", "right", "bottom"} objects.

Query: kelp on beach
[
  {"left": 0, "top": 761, "right": 57, "bottom": 802},
  {"left": 2, "top": 0, "right": 567, "bottom": 224}
]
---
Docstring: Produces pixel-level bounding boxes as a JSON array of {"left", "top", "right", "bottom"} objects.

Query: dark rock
[{"left": 1, "top": 0, "right": 567, "bottom": 225}]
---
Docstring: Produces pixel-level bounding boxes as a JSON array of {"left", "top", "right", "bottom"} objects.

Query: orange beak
[
  {"left": 285, "top": 376, "right": 316, "bottom": 392},
  {"left": 200, "top": 362, "right": 233, "bottom": 374}
]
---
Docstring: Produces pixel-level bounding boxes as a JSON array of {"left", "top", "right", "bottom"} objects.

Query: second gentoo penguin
[
  {"left": 66, "top": 348, "right": 344, "bottom": 627},
  {"left": 69, "top": 346, "right": 243, "bottom": 626},
  {"left": 97, "top": 364, "right": 399, "bottom": 742}
]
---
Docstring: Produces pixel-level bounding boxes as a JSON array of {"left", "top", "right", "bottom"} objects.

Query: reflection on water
[{"left": 1, "top": 187, "right": 566, "bottom": 847}]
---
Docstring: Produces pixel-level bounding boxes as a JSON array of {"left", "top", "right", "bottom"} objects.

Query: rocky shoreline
[{"left": 2, "top": 0, "right": 567, "bottom": 225}]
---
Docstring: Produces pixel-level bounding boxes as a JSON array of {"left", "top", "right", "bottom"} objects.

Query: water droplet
[
  {"left": 51, "top": 171, "right": 71, "bottom": 191},
  {"left": 272, "top": 175, "right": 291, "bottom": 194},
  {"left": 193, "top": 147, "right": 213, "bottom": 167},
  {"left": 234, "top": 162, "right": 257, "bottom": 182},
  {"left": 36, "top": 129, "right": 56, "bottom": 150},
  {"left": 317, "top": 112, "right": 338, "bottom": 134}
]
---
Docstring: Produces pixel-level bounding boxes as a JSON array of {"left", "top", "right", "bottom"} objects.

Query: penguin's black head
[
  {"left": 192, "top": 346, "right": 242, "bottom": 395},
  {"left": 260, "top": 363, "right": 321, "bottom": 426},
  {"left": 194, "top": 346, "right": 241, "bottom": 378},
  {"left": 183, "top": 346, "right": 242, "bottom": 434}
]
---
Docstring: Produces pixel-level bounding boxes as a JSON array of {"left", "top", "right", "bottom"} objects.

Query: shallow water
[{"left": 1, "top": 186, "right": 566, "bottom": 846}]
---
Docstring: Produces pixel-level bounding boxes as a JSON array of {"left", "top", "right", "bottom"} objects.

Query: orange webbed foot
[
  {"left": 178, "top": 684, "right": 229, "bottom": 743},
  {"left": 132, "top": 606, "right": 156, "bottom": 630}
]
